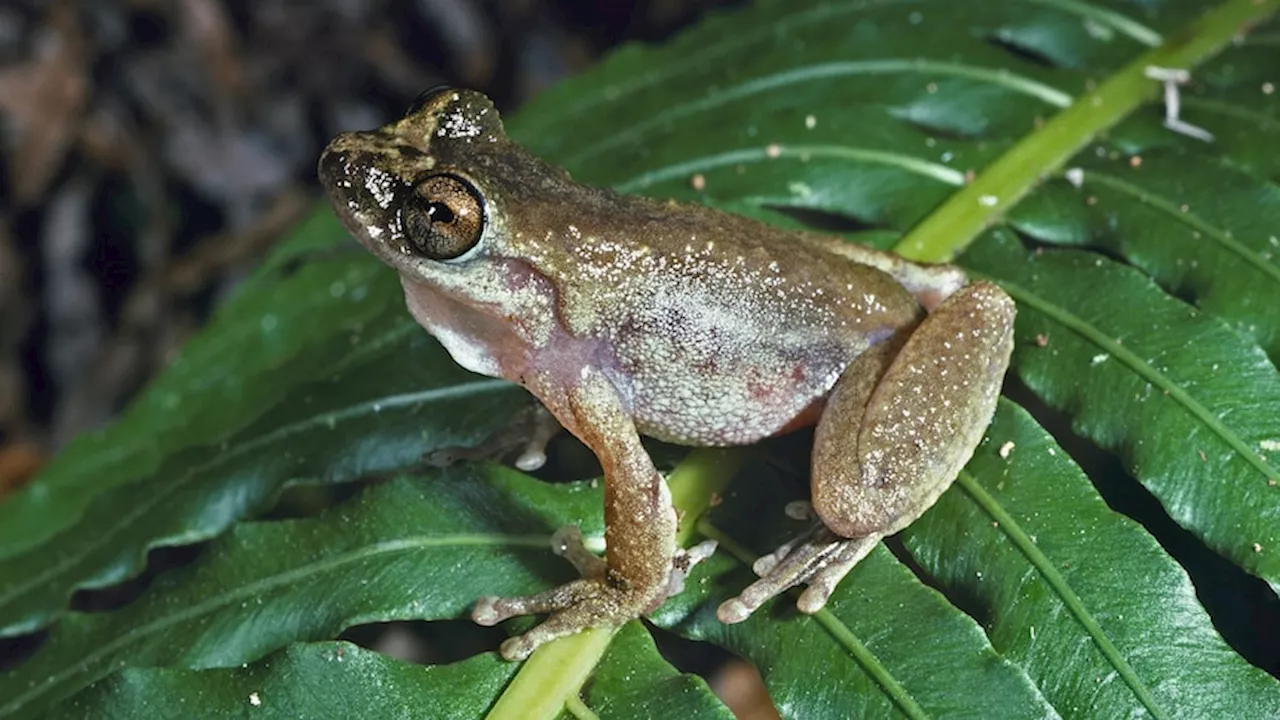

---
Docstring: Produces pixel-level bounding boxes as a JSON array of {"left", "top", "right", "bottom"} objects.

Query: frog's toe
[
  {"left": 794, "top": 541, "right": 873, "bottom": 613},
  {"left": 550, "top": 525, "right": 608, "bottom": 577},
  {"left": 472, "top": 577, "right": 651, "bottom": 660},
  {"left": 474, "top": 540, "right": 715, "bottom": 659},
  {"left": 424, "top": 405, "right": 562, "bottom": 470},
  {"left": 471, "top": 577, "right": 593, "bottom": 626},
  {"left": 665, "top": 539, "right": 718, "bottom": 596},
  {"left": 717, "top": 530, "right": 880, "bottom": 623}
]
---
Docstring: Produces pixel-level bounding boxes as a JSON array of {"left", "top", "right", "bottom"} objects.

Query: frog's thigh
[{"left": 812, "top": 281, "right": 1016, "bottom": 538}]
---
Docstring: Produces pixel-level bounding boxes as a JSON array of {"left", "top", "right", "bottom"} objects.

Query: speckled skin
[{"left": 319, "top": 88, "right": 1016, "bottom": 660}]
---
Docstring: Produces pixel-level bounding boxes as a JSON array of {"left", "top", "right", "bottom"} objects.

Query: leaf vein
[
  {"left": 986, "top": 275, "right": 1279, "bottom": 483},
  {"left": 613, "top": 144, "right": 965, "bottom": 194},
  {"left": 514, "top": 0, "right": 925, "bottom": 135},
  {"left": 0, "top": 379, "right": 516, "bottom": 613},
  {"left": 1077, "top": 169, "right": 1280, "bottom": 289},
  {"left": 696, "top": 519, "right": 931, "bottom": 720},
  {"left": 956, "top": 470, "right": 1167, "bottom": 719},
  {"left": 1024, "top": 0, "right": 1162, "bottom": 46},
  {"left": 1180, "top": 96, "right": 1280, "bottom": 130},
  {"left": 564, "top": 60, "right": 1071, "bottom": 170},
  {"left": 0, "top": 532, "right": 549, "bottom": 717}
]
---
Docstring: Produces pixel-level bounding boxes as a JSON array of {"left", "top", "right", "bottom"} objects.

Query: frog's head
[
  {"left": 319, "top": 87, "right": 584, "bottom": 367},
  {"left": 320, "top": 87, "right": 508, "bottom": 266}
]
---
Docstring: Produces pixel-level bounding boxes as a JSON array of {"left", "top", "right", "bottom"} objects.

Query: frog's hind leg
[
  {"left": 717, "top": 281, "right": 1015, "bottom": 623},
  {"left": 471, "top": 367, "right": 718, "bottom": 660}
]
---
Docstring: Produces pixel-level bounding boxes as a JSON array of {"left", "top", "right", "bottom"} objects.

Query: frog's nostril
[{"left": 317, "top": 146, "right": 351, "bottom": 186}]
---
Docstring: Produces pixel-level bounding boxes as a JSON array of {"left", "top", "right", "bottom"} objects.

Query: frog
[{"left": 318, "top": 87, "right": 1016, "bottom": 661}]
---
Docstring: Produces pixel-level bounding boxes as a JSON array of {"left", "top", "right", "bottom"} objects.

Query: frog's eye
[
  {"left": 404, "top": 174, "right": 485, "bottom": 261},
  {"left": 406, "top": 85, "right": 453, "bottom": 117}
]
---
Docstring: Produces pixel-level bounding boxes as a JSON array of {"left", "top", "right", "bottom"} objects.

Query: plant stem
[{"left": 895, "top": 0, "right": 1279, "bottom": 264}]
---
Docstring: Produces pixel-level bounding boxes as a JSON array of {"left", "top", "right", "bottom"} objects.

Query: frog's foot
[
  {"left": 471, "top": 526, "right": 717, "bottom": 660},
  {"left": 716, "top": 524, "right": 879, "bottom": 623},
  {"left": 472, "top": 576, "right": 637, "bottom": 660},
  {"left": 424, "top": 404, "right": 561, "bottom": 471}
]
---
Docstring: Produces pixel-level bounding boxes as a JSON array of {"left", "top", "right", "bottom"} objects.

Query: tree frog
[{"left": 318, "top": 87, "right": 1015, "bottom": 660}]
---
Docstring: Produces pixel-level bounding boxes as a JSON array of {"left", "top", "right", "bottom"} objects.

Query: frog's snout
[{"left": 317, "top": 134, "right": 358, "bottom": 191}]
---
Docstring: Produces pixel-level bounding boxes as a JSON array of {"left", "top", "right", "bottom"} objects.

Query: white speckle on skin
[
  {"left": 439, "top": 108, "right": 484, "bottom": 139},
  {"left": 978, "top": 195, "right": 999, "bottom": 207},
  {"left": 1091, "top": 353, "right": 1109, "bottom": 365},
  {"left": 249, "top": 692, "right": 261, "bottom": 707},
  {"left": 363, "top": 166, "right": 399, "bottom": 210}
]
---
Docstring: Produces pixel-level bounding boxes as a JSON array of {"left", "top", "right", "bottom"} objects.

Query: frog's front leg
[
  {"left": 719, "top": 281, "right": 1016, "bottom": 623},
  {"left": 472, "top": 367, "right": 713, "bottom": 660}
]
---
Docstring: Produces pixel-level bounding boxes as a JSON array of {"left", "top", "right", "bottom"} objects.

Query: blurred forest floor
[{"left": 0, "top": 2, "right": 780, "bottom": 717}]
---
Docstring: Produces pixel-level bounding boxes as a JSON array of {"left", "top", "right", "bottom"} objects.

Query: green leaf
[
  {"left": 1, "top": 467, "right": 594, "bottom": 717},
  {"left": 59, "top": 624, "right": 728, "bottom": 720},
  {"left": 4, "top": 0, "right": 1280, "bottom": 717},
  {"left": 907, "top": 400, "right": 1280, "bottom": 717},
  {"left": 963, "top": 231, "right": 1280, "bottom": 593},
  {"left": 584, "top": 622, "right": 735, "bottom": 720},
  {"left": 61, "top": 642, "right": 520, "bottom": 720},
  {"left": 0, "top": 330, "right": 529, "bottom": 637},
  {"left": 0, "top": 211, "right": 392, "bottom": 559},
  {"left": 3, "top": 464, "right": 1045, "bottom": 719},
  {"left": 1007, "top": 155, "right": 1280, "bottom": 360},
  {"left": 656, "top": 469, "right": 1056, "bottom": 719}
]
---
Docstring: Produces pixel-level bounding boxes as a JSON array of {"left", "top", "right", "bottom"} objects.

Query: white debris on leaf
[{"left": 1144, "top": 66, "right": 1214, "bottom": 142}]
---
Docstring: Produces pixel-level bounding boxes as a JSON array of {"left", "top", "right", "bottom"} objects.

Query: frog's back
[{"left": 553, "top": 195, "right": 924, "bottom": 445}]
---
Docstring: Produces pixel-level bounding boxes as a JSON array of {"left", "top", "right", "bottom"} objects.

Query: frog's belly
[{"left": 621, "top": 339, "right": 858, "bottom": 446}]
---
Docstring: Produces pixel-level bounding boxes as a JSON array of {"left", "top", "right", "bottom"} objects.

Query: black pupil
[{"left": 426, "top": 202, "right": 454, "bottom": 224}]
